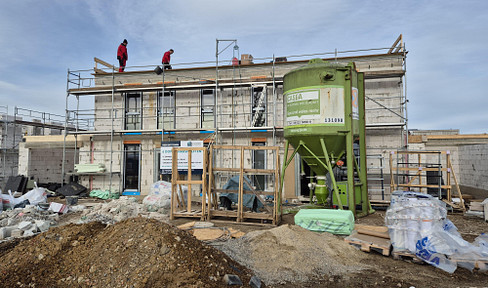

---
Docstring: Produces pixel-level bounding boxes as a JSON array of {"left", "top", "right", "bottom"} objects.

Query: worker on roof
[
  {"left": 117, "top": 39, "right": 128, "bottom": 72},
  {"left": 162, "top": 49, "right": 174, "bottom": 70}
]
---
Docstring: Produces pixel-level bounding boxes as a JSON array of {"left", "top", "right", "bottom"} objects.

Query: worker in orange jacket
[{"left": 117, "top": 39, "right": 128, "bottom": 72}]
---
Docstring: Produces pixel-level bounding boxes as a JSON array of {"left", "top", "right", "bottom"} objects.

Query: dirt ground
[
  {"left": 0, "top": 202, "right": 487, "bottom": 287},
  {"left": 271, "top": 210, "right": 488, "bottom": 288},
  {"left": 0, "top": 217, "right": 258, "bottom": 288}
]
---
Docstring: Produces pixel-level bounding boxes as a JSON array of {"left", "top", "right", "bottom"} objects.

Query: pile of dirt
[
  {"left": 0, "top": 217, "right": 260, "bottom": 287},
  {"left": 218, "top": 224, "right": 369, "bottom": 285}
]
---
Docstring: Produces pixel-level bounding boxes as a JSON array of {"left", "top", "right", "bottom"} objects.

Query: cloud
[{"left": 0, "top": 0, "right": 487, "bottom": 133}]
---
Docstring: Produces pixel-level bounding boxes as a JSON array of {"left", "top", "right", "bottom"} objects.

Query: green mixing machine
[{"left": 280, "top": 59, "right": 372, "bottom": 216}]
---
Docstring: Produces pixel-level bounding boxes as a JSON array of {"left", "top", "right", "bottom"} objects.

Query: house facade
[{"left": 57, "top": 46, "right": 407, "bottom": 200}]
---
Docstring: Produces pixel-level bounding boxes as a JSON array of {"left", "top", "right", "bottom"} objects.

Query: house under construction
[{"left": 15, "top": 36, "right": 410, "bottom": 203}]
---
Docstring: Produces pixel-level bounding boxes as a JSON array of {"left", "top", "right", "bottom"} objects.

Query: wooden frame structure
[
  {"left": 170, "top": 147, "right": 208, "bottom": 220},
  {"left": 389, "top": 150, "right": 465, "bottom": 211},
  {"left": 207, "top": 145, "right": 281, "bottom": 225}
]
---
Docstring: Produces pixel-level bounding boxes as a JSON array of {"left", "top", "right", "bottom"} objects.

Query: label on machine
[{"left": 285, "top": 87, "right": 345, "bottom": 126}]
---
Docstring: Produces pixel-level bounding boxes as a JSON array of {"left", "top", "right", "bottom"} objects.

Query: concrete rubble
[
  {"left": 0, "top": 205, "right": 54, "bottom": 241},
  {"left": 0, "top": 196, "right": 170, "bottom": 241},
  {"left": 79, "top": 196, "right": 169, "bottom": 225}
]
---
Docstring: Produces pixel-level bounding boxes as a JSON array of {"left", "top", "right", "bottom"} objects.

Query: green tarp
[
  {"left": 89, "top": 190, "right": 119, "bottom": 200},
  {"left": 294, "top": 209, "right": 355, "bottom": 235}
]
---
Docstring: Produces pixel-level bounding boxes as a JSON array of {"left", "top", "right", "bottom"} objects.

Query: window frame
[
  {"left": 200, "top": 89, "right": 215, "bottom": 129},
  {"left": 157, "top": 90, "right": 176, "bottom": 130},
  {"left": 251, "top": 85, "right": 267, "bottom": 127},
  {"left": 124, "top": 92, "right": 143, "bottom": 130}
]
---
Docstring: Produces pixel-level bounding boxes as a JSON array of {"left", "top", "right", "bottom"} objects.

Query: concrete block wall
[
  {"left": 78, "top": 137, "right": 123, "bottom": 192},
  {"left": 0, "top": 121, "right": 23, "bottom": 149},
  {"left": 143, "top": 92, "right": 158, "bottom": 130},
  {"left": 0, "top": 150, "right": 18, "bottom": 189},
  {"left": 27, "top": 148, "right": 74, "bottom": 184},
  {"left": 365, "top": 78, "right": 403, "bottom": 125},
  {"left": 366, "top": 128, "right": 404, "bottom": 200},
  {"left": 175, "top": 90, "right": 200, "bottom": 129},
  {"left": 94, "top": 94, "right": 124, "bottom": 131},
  {"left": 458, "top": 144, "right": 488, "bottom": 191}
]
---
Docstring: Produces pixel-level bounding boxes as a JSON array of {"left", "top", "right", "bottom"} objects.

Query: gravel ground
[{"left": 217, "top": 224, "right": 369, "bottom": 285}]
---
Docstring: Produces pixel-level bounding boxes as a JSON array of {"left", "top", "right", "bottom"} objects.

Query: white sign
[
  {"left": 285, "top": 87, "right": 345, "bottom": 126},
  {"left": 160, "top": 141, "right": 204, "bottom": 173}
]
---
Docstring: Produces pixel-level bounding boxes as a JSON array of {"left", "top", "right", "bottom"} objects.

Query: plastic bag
[
  {"left": 143, "top": 181, "right": 187, "bottom": 211},
  {"left": 1, "top": 190, "right": 17, "bottom": 210},
  {"left": 17, "top": 187, "right": 48, "bottom": 206},
  {"left": 143, "top": 194, "right": 171, "bottom": 211}
]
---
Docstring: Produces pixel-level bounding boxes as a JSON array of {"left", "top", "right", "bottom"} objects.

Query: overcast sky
[{"left": 0, "top": 0, "right": 487, "bottom": 133}]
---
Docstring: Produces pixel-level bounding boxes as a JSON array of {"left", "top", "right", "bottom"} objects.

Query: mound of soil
[
  {"left": 0, "top": 217, "right": 260, "bottom": 287},
  {"left": 218, "top": 224, "right": 369, "bottom": 285}
]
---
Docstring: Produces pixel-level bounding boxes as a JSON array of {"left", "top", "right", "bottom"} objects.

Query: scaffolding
[
  {"left": 61, "top": 37, "right": 408, "bottom": 201},
  {"left": 0, "top": 105, "right": 11, "bottom": 188},
  {"left": 1, "top": 106, "right": 72, "bottom": 189},
  {"left": 390, "top": 150, "right": 466, "bottom": 211}
]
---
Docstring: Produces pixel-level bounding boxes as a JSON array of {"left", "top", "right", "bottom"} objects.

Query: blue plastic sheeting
[
  {"left": 219, "top": 175, "right": 264, "bottom": 212},
  {"left": 294, "top": 209, "right": 355, "bottom": 235}
]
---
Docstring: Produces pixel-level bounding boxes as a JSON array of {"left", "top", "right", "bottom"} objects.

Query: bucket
[
  {"left": 154, "top": 66, "right": 163, "bottom": 75},
  {"left": 66, "top": 196, "right": 79, "bottom": 206}
]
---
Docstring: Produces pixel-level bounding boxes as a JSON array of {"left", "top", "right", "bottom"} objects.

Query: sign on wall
[{"left": 160, "top": 141, "right": 204, "bottom": 174}]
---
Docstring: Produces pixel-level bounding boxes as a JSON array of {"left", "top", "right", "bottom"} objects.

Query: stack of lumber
[
  {"left": 465, "top": 200, "right": 485, "bottom": 218},
  {"left": 344, "top": 224, "right": 391, "bottom": 256}
]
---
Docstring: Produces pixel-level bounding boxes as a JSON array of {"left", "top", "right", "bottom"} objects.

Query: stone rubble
[{"left": 0, "top": 196, "right": 170, "bottom": 241}]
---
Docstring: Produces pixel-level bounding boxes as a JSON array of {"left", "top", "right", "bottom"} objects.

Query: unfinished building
[
  {"left": 17, "top": 36, "right": 407, "bottom": 202},
  {"left": 1, "top": 107, "right": 74, "bottom": 190}
]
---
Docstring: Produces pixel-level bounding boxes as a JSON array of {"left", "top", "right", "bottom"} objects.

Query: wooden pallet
[
  {"left": 392, "top": 251, "right": 424, "bottom": 264},
  {"left": 449, "top": 258, "right": 488, "bottom": 270},
  {"left": 345, "top": 231, "right": 391, "bottom": 256}
]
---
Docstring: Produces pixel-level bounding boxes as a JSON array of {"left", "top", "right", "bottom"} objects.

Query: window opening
[
  {"left": 158, "top": 90, "right": 175, "bottom": 130},
  {"left": 252, "top": 141, "right": 266, "bottom": 190},
  {"left": 201, "top": 89, "right": 215, "bottom": 129},
  {"left": 125, "top": 92, "right": 142, "bottom": 130},
  {"left": 251, "top": 86, "right": 267, "bottom": 127}
]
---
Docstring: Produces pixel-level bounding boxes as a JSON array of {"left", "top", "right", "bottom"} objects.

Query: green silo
[{"left": 279, "top": 59, "right": 370, "bottom": 216}]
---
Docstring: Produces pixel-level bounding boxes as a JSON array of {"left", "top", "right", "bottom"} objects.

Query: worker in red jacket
[
  {"left": 162, "top": 49, "right": 174, "bottom": 70},
  {"left": 117, "top": 39, "right": 128, "bottom": 72}
]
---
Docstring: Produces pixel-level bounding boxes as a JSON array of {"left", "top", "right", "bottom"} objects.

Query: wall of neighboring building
[
  {"left": 0, "top": 150, "right": 18, "bottom": 190},
  {"left": 458, "top": 144, "right": 488, "bottom": 192},
  {"left": 406, "top": 132, "right": 488, "bottom": 198}
]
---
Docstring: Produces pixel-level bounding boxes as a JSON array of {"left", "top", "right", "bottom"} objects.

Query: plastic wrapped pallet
[
  {"left": 386, "top": 191, "right": 488, "bottom": 273},
  {"left": 386, "top": 191, "right": 447, "bottom": 253},
  {"left": 294, "top": 209, "right": 354, "bottom": 235}
]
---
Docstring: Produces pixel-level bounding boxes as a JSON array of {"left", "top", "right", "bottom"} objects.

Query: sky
[{"left": 0, "top": 0, "right": 487, "bottom": 134}]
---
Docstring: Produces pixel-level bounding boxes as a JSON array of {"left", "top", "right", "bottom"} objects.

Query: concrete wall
[
  {"left": 0, "top": 150, "right": 18, "bottom": 190},
  {"left": 458, "top": 144, "right": 488, "bottom": 192},
  {"left": 18, "top": 146, "right": 75, "bottom": 184}
]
